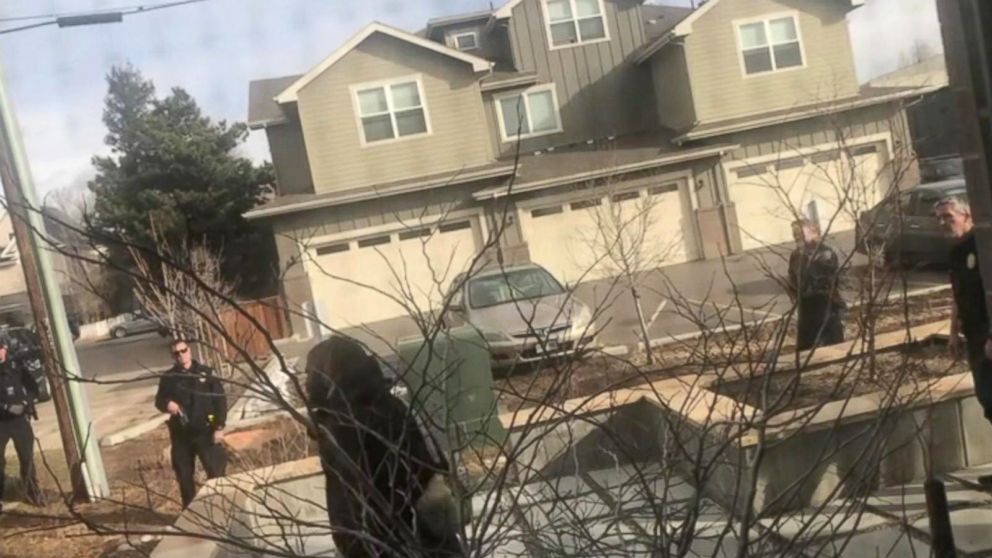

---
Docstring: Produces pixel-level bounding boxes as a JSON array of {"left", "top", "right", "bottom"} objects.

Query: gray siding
[
  {"left": 500, "top": 0, "right": 656, "bottom": 155},
  {"left": 266, "top": 120, "right": 314, "bottom": 196},
  {"left": 650, "top": 45, "right": 696, "bottom": 132},
  {"left": 441, "top": 22, "right": 513, "bottom": 68},
  {"left": 684, "top": 0, "right": 861, "bottom": 123}
]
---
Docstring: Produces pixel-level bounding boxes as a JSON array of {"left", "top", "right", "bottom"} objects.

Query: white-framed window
[
  {"left": 735, "top": 13, "right": 804, "bottom": 76},
  {"left": 351, "top": 76, "right": 430, "bottom": 146},
  {"left": 543, "top": 0, "right": 609, "bottom": 49},
  {"left": 496, "top": 84, "right": 563, "bottom": 142},
  {"left": 450, "top": 31, "right": 479, "bottom": 51}
]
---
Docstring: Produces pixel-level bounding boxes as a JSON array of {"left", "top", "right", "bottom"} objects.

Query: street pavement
[{"left": 9, "top": 332, "right": 172, "bottom": 461}]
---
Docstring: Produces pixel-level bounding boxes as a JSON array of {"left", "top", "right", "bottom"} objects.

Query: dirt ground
[
  {"left": 0, "top": 418, "right": 314, "bottom": 558},
  {"left": 495, "top": 289, "right": 954, "bottom": 412},
  {"left": 713, "top": 339, "right": 968, "bottom": 413}
]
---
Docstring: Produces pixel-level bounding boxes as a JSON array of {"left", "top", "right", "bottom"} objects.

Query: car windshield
[{"left": 468, "top": 268, "right": 564, "bottom": 309}]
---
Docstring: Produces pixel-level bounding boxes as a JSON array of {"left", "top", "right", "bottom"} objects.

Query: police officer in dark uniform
[
  {"left": 154, "top": 338, "right": 227, "bottom": 508},
  {"left": 938, "top": 197, "right": 992, "bottom": 434},
  {"left": 788, "top": 218, "right": 846, "bottom": 351},
  {"left": 0, "top": 335, "right": 43, "bottom": 511}
]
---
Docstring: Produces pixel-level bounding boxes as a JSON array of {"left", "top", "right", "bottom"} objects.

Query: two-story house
[
  {"left": 247, "top": 0, "right": 927, "bottom": 336},
  {"left": 0, "top": 208, "right": 89, "bottom": 325}
]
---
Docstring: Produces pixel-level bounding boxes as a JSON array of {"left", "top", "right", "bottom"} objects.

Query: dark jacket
[
  {"left": 788, "top": 242, "right": 846, "bottom": 350},
  {"left": 155, "top": 361, "right": 227, "bottom": 432},
  {"left": 306, "top": 336, "right": 457, "bottom": 557},
  {"left": 0, "top": 357, "right": 38, "bottom": 420},
  {"left": 950, "top": 231, "right": 989, "bottom": 344}
]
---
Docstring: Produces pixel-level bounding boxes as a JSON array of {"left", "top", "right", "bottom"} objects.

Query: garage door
[
  {"left": 728, "top": 144, "right": 884, "bottom": 251},
  {"left": 307, "top": 218, "right": 482, "bottom": 328},
  {"left": 519, "top": 179, "right": 697, "bottom": 285}
]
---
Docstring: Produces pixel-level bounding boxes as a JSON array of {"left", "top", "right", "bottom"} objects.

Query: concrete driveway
[{"left": 301, "top": 232, "right": 950, "bottom": 359}]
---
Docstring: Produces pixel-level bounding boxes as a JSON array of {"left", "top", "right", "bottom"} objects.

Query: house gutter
[
  {"left": 245, "top": 164, "right": 517, "bottom": 220},
  {"left": 675, "top": 86, "right": 944, "bottom": 143},
  {"left": 472, "top": 144, "right": 737, "bottom": 200}
]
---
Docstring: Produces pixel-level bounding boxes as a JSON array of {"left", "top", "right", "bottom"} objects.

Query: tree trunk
[{"left": 631, "top": 285, "right": 653, "bottom": 365}]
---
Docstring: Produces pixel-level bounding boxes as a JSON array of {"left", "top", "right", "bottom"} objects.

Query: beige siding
[
  {"left": 297, "top": 33, "right": 494, "bottom": 194},
  {"left": 503, "top": 0, "right": 656, "bottom": 154},
  {"left": 721, "top": 103, "right": 907, "bottom": 162},
  {"left": 266, "top": 120, "right": 314, "bottom": 196},
  {"left": 651, "top": 46, "right": 696, "bottom": 132},
  {"left": 684, "top": 0, "right": 860, "bottom": 123}
]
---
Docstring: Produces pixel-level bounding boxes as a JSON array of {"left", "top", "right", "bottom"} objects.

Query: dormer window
[
  {"left": 451, "top": 31, "right": 479, "bottom": 52},
  {"left": 544, "top": 0, "right": 609, "bottom": 49},
  {"left": 736, "top": 13, "right": 805, "bottom": 76}
]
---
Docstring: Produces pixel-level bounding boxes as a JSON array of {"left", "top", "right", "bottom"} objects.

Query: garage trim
[
  {"left": 305, "top": 207, "right": 487, "bottom": 254},
  {"left": 722, "top": 132, "right": 893, "bottom": 175},
  {"left": 514, "top": 168, "right": 695, "bottom": 212}
]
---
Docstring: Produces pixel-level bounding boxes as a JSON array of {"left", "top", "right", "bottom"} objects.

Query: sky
[{"left": 0, "top": 0, "right": 944, "bottom": 199}]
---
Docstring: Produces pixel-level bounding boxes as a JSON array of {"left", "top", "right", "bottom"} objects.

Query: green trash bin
[{"left": 397, "top": 326, "right": 507, "bottom": 452}]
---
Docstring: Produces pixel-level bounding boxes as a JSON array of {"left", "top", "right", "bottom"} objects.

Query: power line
[{"left": 0, "top": 0, "right": 210, "bottom": 35}]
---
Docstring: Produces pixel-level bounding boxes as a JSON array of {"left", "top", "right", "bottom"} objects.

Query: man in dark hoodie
[{"left": 305, "top": 336, "right": 460, "bottom": 557}]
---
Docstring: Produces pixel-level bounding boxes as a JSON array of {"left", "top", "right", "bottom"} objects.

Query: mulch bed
[{"left": 495, "top": 289, "right": 955, "bottom": 413}]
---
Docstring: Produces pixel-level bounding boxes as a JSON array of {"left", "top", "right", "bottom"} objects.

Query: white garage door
[
  {"left": 519, "top": 180, "right": 697, "bottom": 285},
  {"left": 729, "top": 144, "right": 884, "bottom": 251},
  {"left": 307, "top": 218, "right": 482, "bottom": 328}
]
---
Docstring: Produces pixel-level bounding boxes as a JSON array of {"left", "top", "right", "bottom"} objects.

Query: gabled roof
[
  {"left": 274, "top": 22, "right": 493, "bottom": 104},
  {"left": 424, "top": 9, "right": 493, "bottom": 40},
  {"left": 635, "top": 0, "right": 865, "bottom": 65},
  {"left": 642, "top": 4, "right": 693, "bottom": 42},
  {"left": 248, "top": 75, "right": 301, "bottom": 128}
]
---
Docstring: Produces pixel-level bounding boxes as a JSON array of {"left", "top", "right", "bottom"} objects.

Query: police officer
[
  {"left": 788, "top": 218, "right": 846, "bottom": 351},
  {"left": 938, "top": 197, "right": 992, "bottom": 429},
  {"left": 154, "top": 338, "right": 227, "bottom": 508},
  {"left": 0, "top": 335, "right": 43, "bottom": 511}
]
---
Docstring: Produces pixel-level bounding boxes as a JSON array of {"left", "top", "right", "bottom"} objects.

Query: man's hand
[
  {"left": 166, "top": 401, "right": 180, "bottom": 415},
  {"left": 984, "top": 338, "right": 992, "bottom": 362},
  {"left": 213, "top": 429, "right": 225, "bottom": 445},
  {"left": 949, "top": 334, "right": 962, "bottom": 360}
]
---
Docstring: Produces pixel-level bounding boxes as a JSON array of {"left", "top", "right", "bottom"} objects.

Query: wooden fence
[{"left": 216, "top": 296, "right": 290, "bottom": 361}]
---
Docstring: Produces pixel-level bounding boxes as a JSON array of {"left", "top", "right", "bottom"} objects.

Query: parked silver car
[
  {"left": 111, "top": 311, "right": 167, "bottom": 339},
  {"left": 855, "top": 178, "right": 967, "bottom": 267},
  {"left": 445, "top": 264, "right": 597, "bottom": 369}
]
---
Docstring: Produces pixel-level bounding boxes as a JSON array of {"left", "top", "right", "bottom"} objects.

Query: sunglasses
[{"left": 171, "top": 347, "right": 190, "bottom": 357}]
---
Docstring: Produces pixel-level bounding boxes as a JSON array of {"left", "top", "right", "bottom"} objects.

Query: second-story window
[
  {"left": 451, "top": 31, "right": 479, "bottom": 52},
  {"left": 497, "top": 84, "right": 562, "bottom": 142},
  {"left": 737, "top": 14, "right": 804, "bottom": 76},
  {"left": 353, "top": 77, "right": 429, "bottom": 145},
  {"left": 545, "top": 0, "right": 608, "bottom": 48}
]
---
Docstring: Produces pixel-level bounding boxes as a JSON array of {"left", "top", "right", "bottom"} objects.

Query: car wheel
[{"left": 111, "top": 327, "right": 127, "bottom": 339}]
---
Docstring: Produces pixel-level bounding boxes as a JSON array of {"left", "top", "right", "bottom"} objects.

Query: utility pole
[{"left": 0, "top": 56, "right": 108, "bottom": 499}]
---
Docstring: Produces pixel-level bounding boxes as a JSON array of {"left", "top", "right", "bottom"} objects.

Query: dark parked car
[
  {"left": 111, "top": 311, "right": 167, "bottom": 339},
  {"left": 855, "top": 178, "right": 967, "bottom": 267},
  {"left": 3, "top": 326, "right": 51, "bottom": 403},
  {"left": 919, "top": 156, "right": 964, "bottom": 183}
]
